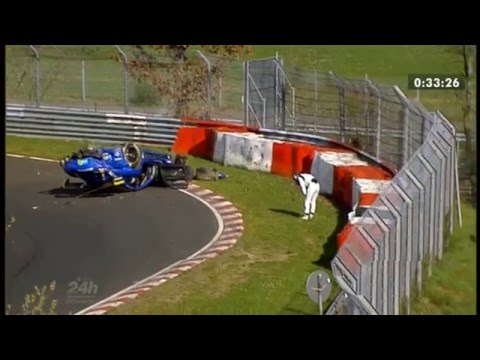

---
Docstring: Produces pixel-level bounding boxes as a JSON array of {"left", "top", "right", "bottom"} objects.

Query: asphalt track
[{"left": 5, "top": 157, "right": 219, "bottom": 315}]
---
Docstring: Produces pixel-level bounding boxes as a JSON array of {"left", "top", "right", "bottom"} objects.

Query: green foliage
[
  {"left": 130, "top": 81, "right": 159, "bottom": 106},
  {"left": 126, "top": 45, "right": 253, "bottom": 117},
  {"left": 7, "top": 281, "right": 58, "bottom": 315}
]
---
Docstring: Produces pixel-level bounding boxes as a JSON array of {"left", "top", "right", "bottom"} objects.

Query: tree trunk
[{"left": 462, "top": 45, "right": 474, "bottom": 154}]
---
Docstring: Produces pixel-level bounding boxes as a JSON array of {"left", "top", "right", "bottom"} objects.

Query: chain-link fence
[
  {"left": 5, "top": 45, "right": 246, "bottom": 120},
  {"left": 330, "top": 112, "right": 458, "bottom": 314},
  {"left": 244, "top": 58, "right": 463, "bottom": 315},
  {"left": 6, "top": 45, "right": 126, "bottom": 112},
  {"left": 249, "top": 64, "right": 443, "bottom": 171}
]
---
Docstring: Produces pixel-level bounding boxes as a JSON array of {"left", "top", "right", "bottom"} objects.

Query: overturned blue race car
[{"left": 60, "top": 143, "right": 192, "bottom": 193}]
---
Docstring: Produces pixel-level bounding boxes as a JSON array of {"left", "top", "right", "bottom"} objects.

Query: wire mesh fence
[
  {"left": 5, "top": 45, "right": 247, "bottom": 119},
  {"left": 330, "top": 113, "right": 458, "bottom": 314},
  {"left": 243, "top": 57, "right": 463, "bottom": 315}
]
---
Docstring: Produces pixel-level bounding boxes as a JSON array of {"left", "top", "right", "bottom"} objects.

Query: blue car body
[{"left": 61, "top": 143, "right": 188, "bottom": 191}]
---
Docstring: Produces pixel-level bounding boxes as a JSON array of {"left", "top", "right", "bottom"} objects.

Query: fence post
[
  {"left": 314, "top": 69, "right": 318, "bottom": 116},
  {"left": 292, "top": 87, "right": 296, "bottom": 125},
  {"left": 364, "top": 74, "right": 370, "bottom": 149},
  {"left": 114, "top": 45, "right": 129, "bottom": 114},
  {"left": 29, "top": 45, "right": 40, "bottom": 107},
  {"left": 454, "top": 139, "right": 463, "bottom": 228},
  {"left": 274, "top": 52, "right": 279, "bottom": 129},
  {"left": 262, "top": 97, "right": 266, "bottom": 128},
  {"left": 281, "top": 75, "right": 286, "bottom": 131},
  {"left": 367, "top": 80, "right": 382, "bottom": 160},
  {"left": 329, "top": 71, "right": 346, "bottom": 142},
  {"left": 393, "top": 85, "right": 411, "bottom": 167},
  {"left": 272, "top": 57, "right": 293, "bottom": 130},
  {"left": 82, "top": 60, "right": 86, "bottom": 105},
  {"left": 403, "top": 107, "right": 410, "bottom": 164},
  {"left": 449, "top": 121, "right": 455, "bottom": 235},
  {"left": 218, "top": 75, "right": 223, "bottom": 108},
  {"left": 243, "top": 61, "right": 249, "bottom": 126},
  {"left": 196, "top": 50, "right": 212, "bottom": 119}
]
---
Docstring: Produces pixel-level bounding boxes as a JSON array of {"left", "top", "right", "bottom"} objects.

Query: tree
[
  {"left": 445, "top": 45, "right": 476, "bottom": 150},
  {"left": 123, "top": 45, "right": 252, "bottom": 117},
  {"left": 460, "top": 45, "right": 476, "bottom": 154},
  {"left": 461, "top": 45, "right": 477, "bottom": 200},
  {"left": 445, "top": 45, "right": 476, "bottom": 200}
]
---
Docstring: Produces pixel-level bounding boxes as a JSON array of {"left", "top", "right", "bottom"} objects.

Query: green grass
[
  {"left": 411, "top": 203, "right": 476, "bottom": 315},
  {"left": 6, "top": 135, "right": 476, "bottom": 314},
  {"left": 6, "top": 45, "right": 475, "bottom": 129}
]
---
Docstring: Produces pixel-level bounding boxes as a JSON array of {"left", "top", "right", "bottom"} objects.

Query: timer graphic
[{"left": 408, "top": 74, "right": 465, "bottom": 90}]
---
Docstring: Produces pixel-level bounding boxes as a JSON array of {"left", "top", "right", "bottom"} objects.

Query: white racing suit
[{"left": 294, "top": 173, "right": 320, "bottom": 220}]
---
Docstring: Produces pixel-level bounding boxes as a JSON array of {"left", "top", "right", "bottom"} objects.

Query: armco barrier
[{"left": 6, "top": 104, "right": 182, "bottom": 146}]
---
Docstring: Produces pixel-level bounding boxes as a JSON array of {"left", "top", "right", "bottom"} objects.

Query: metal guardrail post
[
  {"left": 82, "top": 60, "right": 87, "bottom": 105},
  {"left": 243, "top": 61, "right": 249, "bottom": 126},
  {"left": 196, "top": 51, "right": 212, "bottom": 118},
  {"left": 328, "top": 71, "right": 346, "bottom": 142},
  {"left": 366, "top": 80, "right": 382, "bottom": 160},
  {"left": 454, "top": 141, "right": 463, "bottom": 228},
  {"left": 393, "top": 85, "right": 412, "bottom": 167},
  {"left": 29, "top": 46, "right": 40, "bottom": 107},
  {"left": 274, "top": 52, "right": 279, "bottom": 129},
  {"left": 114, "top": 45, "right": 129, "bottom": 114},
  {"left": 364, "top": 74, "right": 372, "bottom": 150},
  {"left": 281, "top": 77, "right": 286, "bottom": 131},
  {"left": 273, "top": 58, "right": 295, "bottom": 128}
]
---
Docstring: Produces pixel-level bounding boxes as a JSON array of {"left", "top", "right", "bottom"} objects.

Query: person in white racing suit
[{"left": 293, "top": 172, "right": 321, "bottom": 220}]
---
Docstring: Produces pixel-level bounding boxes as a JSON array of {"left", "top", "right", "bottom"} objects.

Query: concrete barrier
[
  {"left": 311, "top": 152, "right": 368, "bottom": 195},
  {"left": 352, "top": 179, "right": 391, "bottom": 209},
  {"left": 223, "top": 133, "right": 279, "bottom": 172}
]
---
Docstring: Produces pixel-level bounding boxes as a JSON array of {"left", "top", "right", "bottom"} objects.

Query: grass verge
[
  {"left": 6, "top": 135, "right": 476, "bottom": 314},
  {"left": 411, "top": 203, "right": 476, "bottom": 315}
]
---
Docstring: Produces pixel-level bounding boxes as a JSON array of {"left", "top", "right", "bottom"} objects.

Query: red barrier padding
[
  {"left": 338, "top": 220, "right": 384, "bottom": 252},
  {"left": 271, "top": 143, "right": 353, "bottom": 177},
  {"left": 173, "top": 125, "right": 257, "bottom": 160},
  {"left": 336, "top": 243, "right": 361, "bottom": 273},
  {"left": 347, "top": 227, "right": 375, "bottom": 262},
  {"left": 172, "top": 127, "right": 216, "bottom": 159},
  {"left": 358, "top": 193, "right": 380, "bottom": 207},
  {"left": 337, "top": 223, "right": 355, "bottom": 249},
  {"left": 333, "top": 165, "right": 392, "bottom": 209},
  {"left": 271, "top": 143, "right": 314, "bottom": 176}
]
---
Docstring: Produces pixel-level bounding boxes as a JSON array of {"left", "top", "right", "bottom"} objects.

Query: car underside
[{"left": 60, "top": 143, "right": 192, "bottom": 195}]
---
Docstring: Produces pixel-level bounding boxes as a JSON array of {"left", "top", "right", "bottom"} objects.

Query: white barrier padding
[
  {"left": 213, "top": 131, "right": 228, "bottom": 164},
  {"left": 311, "top": 151, "right": 368, "bottom": 195},
  {"left": 351, "top": 178, "right": 391, "bottom": 208},
  {"left": 222, "top": 133, "right": 277, "bottom": 172},
  {"left": 350, "top": 216, "right": 364, "bottom": 225}
]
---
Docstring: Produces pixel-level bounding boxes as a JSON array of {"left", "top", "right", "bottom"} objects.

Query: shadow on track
[{"left": 38, "top": 180, "right": 125, "bottom": 198}]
